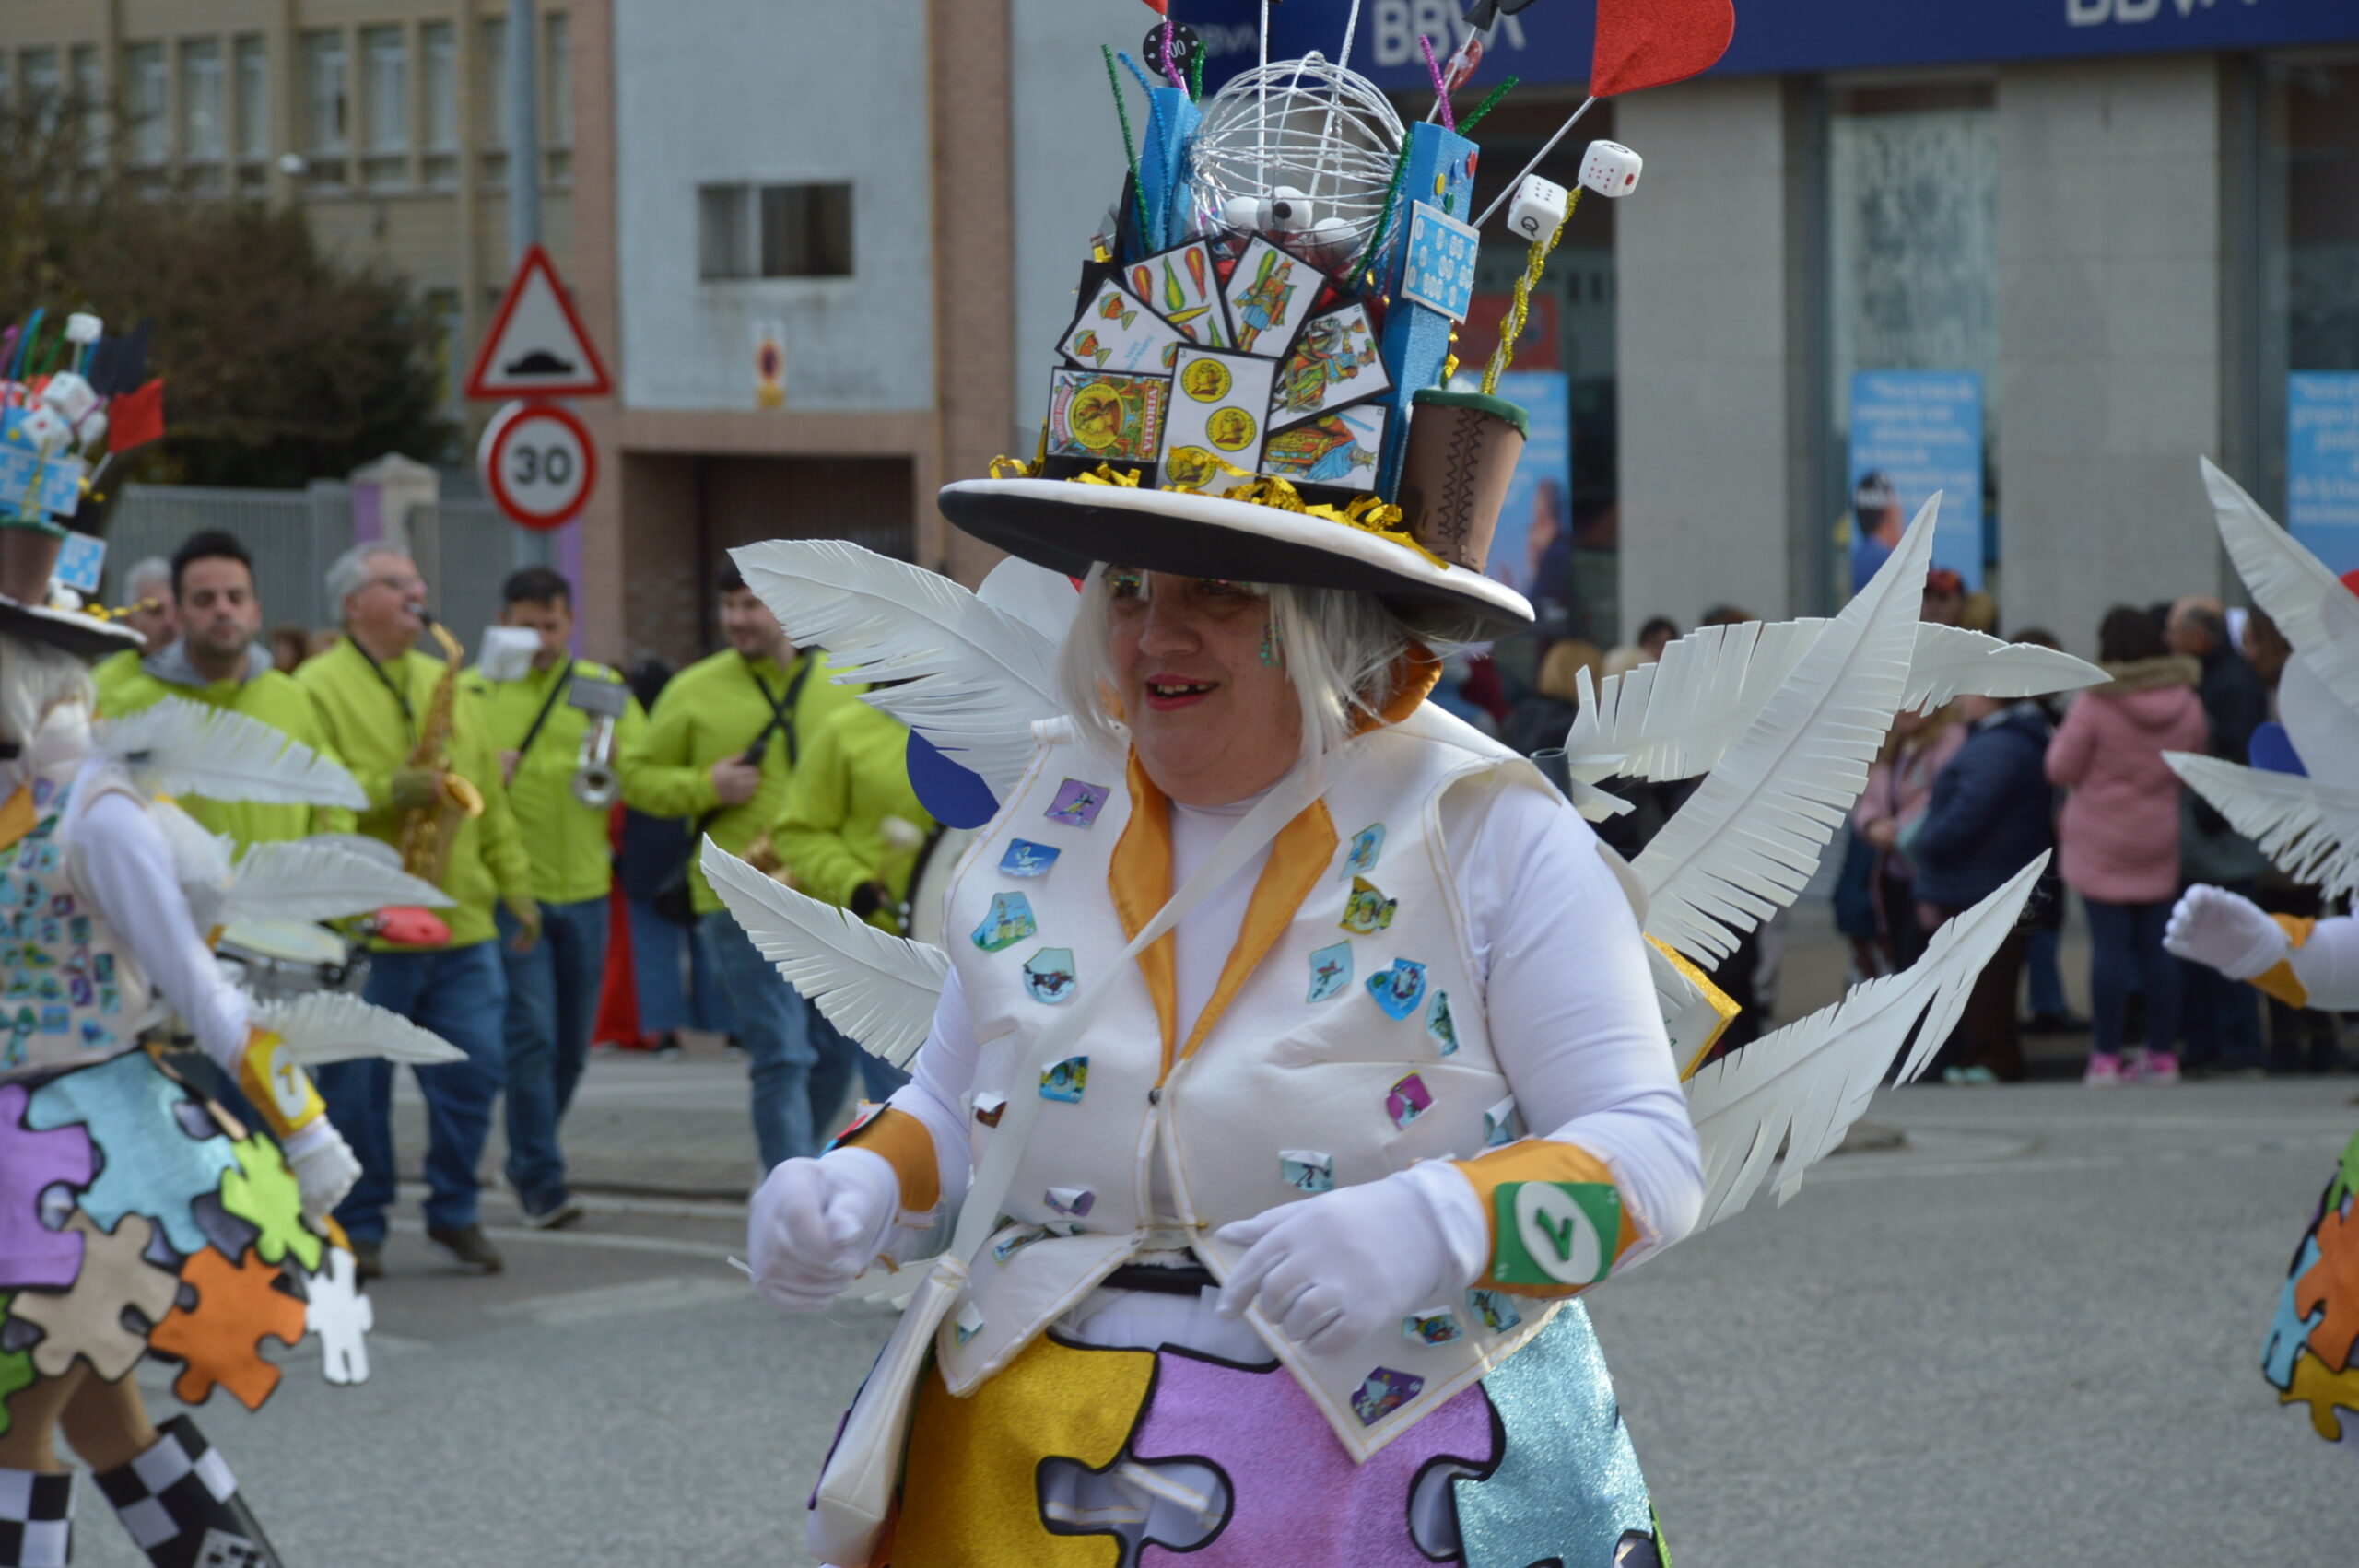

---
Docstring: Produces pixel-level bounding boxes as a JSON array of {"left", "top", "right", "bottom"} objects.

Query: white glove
[
  {"left": 1214, "top": 1167, "right": 1480, "bottom": 1356},
  {"left": 2164, "top": 883, "right": 2289, "bottom": 979},
  {"left": 746, "top": 1149, "right": 899, "bottom": 1311},
  {"left": 279, "top": 1121, "right": 361, "bottom": 1224}
]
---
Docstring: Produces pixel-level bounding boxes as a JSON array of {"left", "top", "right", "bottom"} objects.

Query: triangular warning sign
[{"left": 464, "top": 245, "right": 611, "bottom": 400}]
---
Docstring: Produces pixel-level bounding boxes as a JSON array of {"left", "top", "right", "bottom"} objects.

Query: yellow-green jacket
[
  {"left": 620, "top": 647, "right": 863, "bottom": 917},
  {"left": 97, "top": 647, "right": 356, "bottom": 848},
  {"left": 90, "top": 649, "right": 145, "bottom": 713},
  {"left": 460, "top": 658, "right": 647, "bottom": 907},
  {"left": 774, "top": 703, "right": 937, "bottom": 932},
  {"left": 295, "top": 637, "right": 532, "bottom": 950}
]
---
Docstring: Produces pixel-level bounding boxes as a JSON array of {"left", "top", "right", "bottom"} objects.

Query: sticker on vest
[
  {"left": 1045, "top": 778, "right": 1111, "bottom": 828},
  {"left": 1491, "top": 1181, "right": 1621, "bottom": 1289},
  {"left": 954, "top": 1301, "right": 986, "bottom": 1346},
  {"left": 1467, "top": 1287, "right": 1523, "bottom": 1333},
  {"left": 1351, "top": 1367, "right": 1423, "bottom": 1425},
  {"left": 971, "top": 892, "right": 1039, "bottom": 953},
  {"left": 999, "top": 839, "right": 1062, "bottom": 878},
  {"left": 1025, "top": 951, "right": 1079, "bottom": 1007},
  {"left": 1044, "top": 1186, "right": 1096, "bottom": 1219},
  {"left": 1039, "top": 1053, "right": 1088, "bottom": 1100},
  {"left": 1426, "top": 990, "right": 1458, "bottom": 1056},
  {"left": 1280, "top": 1150, "right": 1334, "bottom": 1192},
  {"left": 1483, "top": 1096, "right": 1520, "bottom": 1148},
  {"left": 992, "top": 1224, "right": 1051, "bottom": 1265},
  {"left": 1367, "top": 958, "right": 1427, "bottom": 1021},
  {"left": 1343, "top": 823, "right": 1386, "bottom": 879},
  {"left": 1307, "top": 942, "right": 1354, "bottom": 1002},
  {"left": 972, "top": 1092, "right": 1007, "bottom": 1128},
  {"left": 1386, "top": 1071, "right": 1433, "bottom": 1129},
  {"left": 1339, "top": 877, "right": 1396, "bottom": 935},
  {"left": 1404, "top": 1308, "right": 1463, "bottom": 1347}
]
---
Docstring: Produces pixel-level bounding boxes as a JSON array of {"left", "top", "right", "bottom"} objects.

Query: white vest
[
  {"left": 938, "top": 706, "right": 1567, "bottom": 1459},
  {"left": 0, "top": 760, "right": 157, "bottom": 1076}
]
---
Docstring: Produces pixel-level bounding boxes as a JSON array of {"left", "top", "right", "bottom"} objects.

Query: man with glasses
[
  {"left": 295, "top": 542, "right": 537, "bottom": 1277},
  {"left": 90, "top": 554, "right": 179, "bottom": 708}
]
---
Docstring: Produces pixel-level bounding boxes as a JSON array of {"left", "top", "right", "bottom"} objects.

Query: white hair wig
[
  {"left": 323, "top": 542, "right": 413, "bottom": 612},
  {"left": 1057, "top": 567, "right": 1428, "bottom": 773},
  {"left": 0, "top": 633, "right": 95, "bottom": 748}
]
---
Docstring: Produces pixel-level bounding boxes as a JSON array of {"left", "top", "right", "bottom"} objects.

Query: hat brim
[
  {"left": 0, "top": 598, "right": 145, "bottom": 659},
  {"left": 940, "top": 478, "right": 1535, "bottom": 639}
]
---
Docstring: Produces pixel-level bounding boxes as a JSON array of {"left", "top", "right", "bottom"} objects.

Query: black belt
[{"left": 1102, "top": 1262, "right": 1218, "bottom": 1296}]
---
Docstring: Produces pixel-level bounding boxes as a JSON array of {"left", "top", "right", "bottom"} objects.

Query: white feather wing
[
  {"left": 252, "top": 991, "right": 464, "bottom": 1066},
  {"left": 149, "top": 799, "right": 233, "bottom": 935},
  {"left": 1565, "top": 619, "right": 1827, "bottom": 783},
  {"left": 226, "top": 840, "right": 452, "bottom": 924},
  {"left": 1633, "top": 498, "right": 1935, "bottom": 963},
  {"left": 1684, "top": 855, "right": 2047, "bottom": 1228},
  {"left": 2201, "top": 457, "right": 2359, "bottom": 712},
  {"left": 701, "top": 837, "right": 948, "bottom": 1067},
  {"left": 2165, "top": 752, "right": 2359, "bottom": 902},
  {"left": 98, "top": 698, "right": 367, "bottom": 809},
  {"left": 1903, "top": 626, "right": 2106, "bottom": 713},
  {"left": 733, "top": 540, "right": 1062, "bottom": 798}
]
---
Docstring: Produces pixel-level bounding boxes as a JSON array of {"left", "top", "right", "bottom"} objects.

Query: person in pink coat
[{"left": 2046, "top": 606, "right": 2208, "bottom": 1083}]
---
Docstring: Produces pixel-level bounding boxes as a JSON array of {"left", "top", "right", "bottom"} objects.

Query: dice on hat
[
  {"left": 1503, "top": 175, "right": 1570, "bottom": 244},
  {"left": 1579, "top": 140, "right": 1643, "bottom": 199},
  {"left": 63, "top": 312, "right": 103, "bottom": 345},
  {"left": 15, "top": 406, "right": 72, "bottom": 455},
  {"left": 39, "top": 372, "right": 98, "bottom": 427}
]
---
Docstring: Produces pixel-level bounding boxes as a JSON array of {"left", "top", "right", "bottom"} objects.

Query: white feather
[
  {"left": 302, "top": 833, "right": 404, "bottom": 872},
  {"left": 1684, "top": 855, "right": 2047, "bottom": 1228},
  {"left": 1902, "top": 626, "right": 2105, "bottom": 714},
  {"left": 1634, "top": 498, "right": 1936, "bottom": 963},
  {"left": 149, "top": 798, "right": 234, "bottom": 933},
  {"left": 975, "top": 556, "right": 1082, "bottom": 646},
  {"left": 97, "top": 698, "right": 367, "bottom": 809},
  {"left": 2165, "top": 752, "right": 2359, "bottom": 903},
  {"left": 733, "top": 540, "right": 1062, "bottom": 799},
  {"left": 700, "top": 837, "right": 948, "bottom": 1067},
  {"left": 1565, "top": 620, "right": 1825, "bottom": 783},
  {"left": 225, "top": 840, "right": 452, "bottom": 924},
  {"left": 251, "top": 990, "right": 464, "bottom": 1066},
  {"left": 2201, "top": 457, "right": 2359, "bottom": 713}
]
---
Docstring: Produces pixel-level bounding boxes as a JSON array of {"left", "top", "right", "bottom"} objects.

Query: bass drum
[
  {"left": 215, "top": 916, "right": 369, "bottom": 1000},
  {"left": 899, "top": 827, "right": 977, "bottom": 948}
]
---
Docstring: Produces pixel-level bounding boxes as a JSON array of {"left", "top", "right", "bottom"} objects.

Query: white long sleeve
[
  {"left": 73, "top": 790, "right": 251, "bottom": 1070},
  {"left": 2292, "top": 915, "right": 2359, "bottom": 1012}
]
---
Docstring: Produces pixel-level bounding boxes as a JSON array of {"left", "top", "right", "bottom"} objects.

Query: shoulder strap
[{"left": 513, "top": 660, "right": 577, "bottom": 763}]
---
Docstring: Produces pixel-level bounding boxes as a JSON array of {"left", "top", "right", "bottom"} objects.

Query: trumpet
[{"left": 567, "top": 673, "right": 629, "bottom": 809}]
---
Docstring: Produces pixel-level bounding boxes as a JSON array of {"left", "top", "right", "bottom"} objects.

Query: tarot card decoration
[
  {"left": 1025, "top": 951, "right": 1079, "bottom": 1008},
  {"left": 1047, "top": 370, "right": 1168, "bottom": 466},
  {"left": 1224, "top": 239, "right": 1320, "bottom": 357},
  {"left": 971, "top": 892, "right": 1038, "bottom": 954},
  {"left": 1127, "top": 241, "right": 1229, "bottom": 349},
  {"left": 999, "top": 839, "right": 1062, "bottom": 878},
  {"left": 1367, "top": 958, "right": 1429, "bottom": 1022},
  {"left": 1263, "top": 404, "right": 1387, "bottom": 492},
  {"left": 1307, "top": 941, "right": 1354, "bottom": 1003},
  {"left": 1270, "top": 306, "right": 1388, "bottom": 420},
  {"left": 1044, "top": 778, "right": 1110, "bottom": 828},
  {"left": 1060, "top": 281, "right": 1185, "bottom": 376},
  {"left": 1163, "top": 350, "right": 1276, "bottom": 494}
]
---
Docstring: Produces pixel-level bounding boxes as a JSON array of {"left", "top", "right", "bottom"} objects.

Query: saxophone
[{"left": 396, "top": 613, "right": 487, "bottom": 885}]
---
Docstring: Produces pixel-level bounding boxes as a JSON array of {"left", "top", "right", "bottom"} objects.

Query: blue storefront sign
[
  {"left": 1847, "top": 371, "right": 1984, "bottom": 595},
  {"left": 2289, "top": 373, "right": 2359, "bottom": 578},
  {"left": 1202, "top": 0, "right": 2357, "bottom": 91}
]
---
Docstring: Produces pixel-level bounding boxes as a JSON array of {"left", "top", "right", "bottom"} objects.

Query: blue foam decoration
[
  {"left": 2249, "top": 720, "right": 2306, "bottom": 778},
  {"left": 26, "top": 1050, "right": 238, "bottom": 1257},
  {"left": 1455, "top": 1301, "right": 1658, "bottom": 1568},
  {"left": 2264, "top": 1235, "right": 2326, "bottom": 1391},
  {"left": 1140, "top": 87, "right": 1202, "bottom": 253},
  {"left": 906, "top": 732, "right": 1001, "bottom": 830},
  {"left": 1370, "top": 122, "right": 1479, "bottom": 494},
  {"left": 1376, "top": 299, "right": 1458, "bottom": 497}
]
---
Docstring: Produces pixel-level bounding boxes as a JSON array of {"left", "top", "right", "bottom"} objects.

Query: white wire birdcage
[{"left": 1184, "top": 53, "right": 1404, "bottom": 263}]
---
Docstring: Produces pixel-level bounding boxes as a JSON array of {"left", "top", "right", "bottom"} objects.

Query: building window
[
  {"left": 699, "top": 183, "right": 855, "bottom": 280},
  {"left": 2260, "top": 57, "right": 2359, "bottom": 573},
  {"left": 234, "top": 36, "right": 268, "bottom": 164},
  {"left": 480, "top": 17, "right": 507, "bottom": 148},
  {"left": 301, "top": 30, "right": 348, "bottom": 158},
  {"left": 71, "top": 44, "right": 103, "bottom": 165},
  {"left": 421, "top": 23, "right": 457, "bottom": 150},
  {"left": 180, "top": 40, "right": 224, "bottom": 166},
  {"left": 362, "top": 27, "right": 407, "bottom": 152},
  {"left": 19, "top": 48, "right": 59, "bottom": 126},
  {"left": 544, "top": 13, "right": 572, "bottom": 147},
  {"left": 123, "top": 42, "right": 166, "bottom": 165}
]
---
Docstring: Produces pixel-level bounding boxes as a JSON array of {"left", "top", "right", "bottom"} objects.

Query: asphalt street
[{"left": 62, "top": 1064, "right": 2359, "bottom": 1568}]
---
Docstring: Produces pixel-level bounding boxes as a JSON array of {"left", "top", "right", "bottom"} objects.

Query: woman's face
[{"left": 1106, "top": 568, "right": 1304, "bottom": 807}]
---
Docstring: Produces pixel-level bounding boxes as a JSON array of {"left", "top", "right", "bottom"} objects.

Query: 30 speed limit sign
[{"left": 479, "top": 400, "right": 596, "bottom": 530}]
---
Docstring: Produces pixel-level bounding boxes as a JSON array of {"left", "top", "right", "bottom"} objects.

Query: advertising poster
[
  {"left": 1847, "top": 370, "right": 1983, "bottom": 595},
  {"left": 1451, "top": 369, "right": 1573, "bottom": 624},
  {"left": 2290, "top": 373, "right": 2359, "bottom": 577}
]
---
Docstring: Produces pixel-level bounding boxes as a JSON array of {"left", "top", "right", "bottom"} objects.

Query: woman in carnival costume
[{"left": 2161, "top": 462, "right": 2359, "bottom": 1448}]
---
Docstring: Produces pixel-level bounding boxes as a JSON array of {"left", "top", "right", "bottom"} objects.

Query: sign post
[
  {"left": 478, "top": 400, "right": 595, "bottom": 531},
  {"left": 466, "top": 246, "right": 609, "bottom": 535}
]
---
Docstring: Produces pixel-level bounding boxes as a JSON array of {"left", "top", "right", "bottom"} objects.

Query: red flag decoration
[
  {"left": 1590, "top": 0, "right": 1735, "bottom": 99},
  {"left": 1138, "top": 0, "right": 1168, "bottom": 13},
  {"left": 106, "top": 378, "right": 165, "bottom": 453}
]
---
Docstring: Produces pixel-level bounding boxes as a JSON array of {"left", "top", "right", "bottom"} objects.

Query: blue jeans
[
  {"left": 628, "top": 896, "right": 736, "bottom": 1037},
  {"left": 317, "top": 941, "right": 508, "bottom": 1244},
  {"left": 2084, "top": 897, "right": 2178, "bottom": 1057},
  {"left": 2025, "top": 928, "right": 2068, "bottom": 1018},
  {"left": 499, "top": 895, "right": 608, "bottom": 1214}
]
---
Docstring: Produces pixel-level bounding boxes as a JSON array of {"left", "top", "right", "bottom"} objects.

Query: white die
[
  {"left": 1579, "top": 140, "right": 1644, "bottom": 199},
  {"left": 39, "top": 371, "right": 98, "bottom": 427},
  {"left": 63, "top": 312, "right": 103, "bottom": 345},
  {"left": 1503, "top": 175, "right": 1570, "bottom": 244},
  {"left": 15, "top": 406, "right": 71, "bottom": 454}
]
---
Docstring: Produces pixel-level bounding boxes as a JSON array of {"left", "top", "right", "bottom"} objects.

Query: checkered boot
[
  {"left": 91, "top": 1420, "right": 280, "bottom": 1568},
  {"left": 0, "top": 1469, "right": 73, "bottom": 1566}
]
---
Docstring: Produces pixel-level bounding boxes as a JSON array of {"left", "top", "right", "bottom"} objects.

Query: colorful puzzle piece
[
  {"left": 2280, "top": 1349, "right": 2359, "bottom": 1443},
  {"left": 2296, "top": 1203, "right": 2359, "bottom": 1372},
  {"left": 1454, "top": 1303, "right": 1659, "bottom": 1568},
  {"left": 147, "top": 1246, "right": 306, "bottom": 1410},
  {"left": 25, "top": 1051, "right": 239, "bottom": 1256},
  {"left": 0, "top": 1082, "right": 93, "bottom": 1290},
  {"left": 0, "top": 1315, "right": 31, "bottom": 1436},
  {"left": 302, "top": 1246, "right": 373, "bottom": 1386},
  {"left": 9, "top": 1212, "right": 179, "bottom": 1380},
  {"left": 1131, "top": 1347, "right": 1494, "bottom": 1567},
  {"left": 219, "top": 1135, "right": 321, "bottom": 1273},
  {"left": 2263, "top": 1237, "right": 2323, "bottom": 1392}
]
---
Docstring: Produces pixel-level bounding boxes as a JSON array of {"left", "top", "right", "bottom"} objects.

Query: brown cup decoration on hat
[
  {"left": 1393, "top": 388, "right": 1530, "bottom": 572},
  {"left": 0, "top": 526, "right": 63, "bottom": 608}
]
